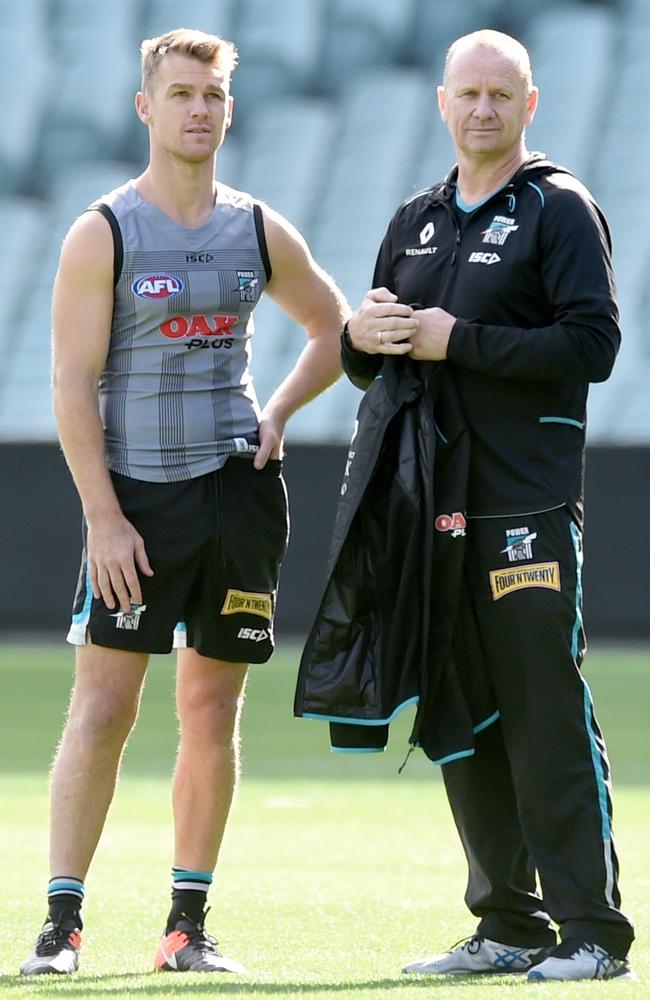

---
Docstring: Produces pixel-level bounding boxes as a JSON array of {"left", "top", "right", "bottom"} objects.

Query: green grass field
[{"left": 0, "top": 642, "right": 648, "bottom": 998}]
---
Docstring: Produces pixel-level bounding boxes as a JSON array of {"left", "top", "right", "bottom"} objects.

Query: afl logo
[{"left": 132, "top": 273, "right": 184, "bottom": 300}]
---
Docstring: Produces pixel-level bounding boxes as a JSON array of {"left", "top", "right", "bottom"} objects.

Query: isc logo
[
  {"left": 132, "top": 273, "right": 184, "bottom": 299},
  {"left": 237, "top": 627, "right": 269, "bottom": 642},
  {"left": 468, "top": 252, "right": 501, "bottom": 266}
]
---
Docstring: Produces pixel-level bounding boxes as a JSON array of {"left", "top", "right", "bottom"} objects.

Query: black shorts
[{"left": 67, "top": 457, "right": 289, "bottom": 663}]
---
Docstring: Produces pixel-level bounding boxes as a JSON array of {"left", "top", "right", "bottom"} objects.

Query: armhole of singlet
[
  {"left": 253, "top": 202, "right": 272, "bottom": 282},
  {"left": 87, "top": 202, "right": 123, "bottom": 286}
]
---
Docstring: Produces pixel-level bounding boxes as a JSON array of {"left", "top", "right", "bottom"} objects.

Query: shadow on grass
[{"left": 0, "top": 972, "right": 528, "bottom": 995}]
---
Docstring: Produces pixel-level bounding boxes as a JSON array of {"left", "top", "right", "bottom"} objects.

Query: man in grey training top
[{"left": 21, "top": 28, "right": 349, "bottom": 977}]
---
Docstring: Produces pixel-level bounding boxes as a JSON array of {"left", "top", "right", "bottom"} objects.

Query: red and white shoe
[{"left": 154, "top": 914, "right": 244, "bottom": 973}]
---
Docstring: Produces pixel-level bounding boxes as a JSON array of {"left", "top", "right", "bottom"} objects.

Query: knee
[
  {"left": 178, "top": 686, "right": 243, "bottom": 746},
  {"left": 67, "top": 687, "right": 139, "bottom": 748}
]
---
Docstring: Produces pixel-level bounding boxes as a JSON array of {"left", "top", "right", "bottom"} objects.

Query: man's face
[
  {"left": 438, "top": 45, "right": 537, "bottom": 162},
  {"left": 136, "top": 52, "right": 233, "bottom": 163}
]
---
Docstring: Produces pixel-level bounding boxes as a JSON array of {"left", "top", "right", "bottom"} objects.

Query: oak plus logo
[
  {"left": 159, "top": 313, "right": 237, "bottom": 349},
  {"left": 435, "top": 511, "right": 467, "bottom": 538},
  {"left": 132, "top": 273, "right": 184, "bottom": 300},
  {"left": 405, "top": 220, "right": 438, "bottom": 257}
]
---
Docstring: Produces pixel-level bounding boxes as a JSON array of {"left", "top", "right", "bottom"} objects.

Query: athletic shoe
[
  {"left": 403, "top": 934, "right": 547, "bottom": 975},
  {"left": 20, "top": 916, "right": 81, "bottom": 976},
  {"left": 154, "top": 914, "right": 245, "bottom": 973},
  {"left": 527, "top": 939, "right": 634, "bottom": 981}
]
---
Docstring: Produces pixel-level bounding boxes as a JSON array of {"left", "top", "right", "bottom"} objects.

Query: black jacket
[
  {"left": 294, "top": 358, "right": 495, "bottom": 763},
  {"left": 343, "top": 155, "right": 620, "bottom": 522}
]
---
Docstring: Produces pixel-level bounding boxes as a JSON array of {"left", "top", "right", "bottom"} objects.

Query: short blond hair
[
  {"left": 140, "top": 28, "right": 239, "bottom": 93},
  {"left": 443, "top": 29, "right": 533, "bottom": 93}
]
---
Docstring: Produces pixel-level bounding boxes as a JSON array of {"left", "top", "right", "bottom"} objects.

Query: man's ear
[
  {"left": 135, "top": 91, "right": 151, "bottom": 125},
  {"left": 225, "top": 94, "right": 234, "bottom": 131},
  {"left": 525, "top": 86, "right": 539, "bottom": 127},
  {"left": 437, "top": 85, "right": 447, "bottom": 123}
]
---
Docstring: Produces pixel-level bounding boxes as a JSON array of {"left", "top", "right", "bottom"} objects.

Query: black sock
[
  {"left": 165, "top": 867, "right": 213, "bottom": 932},
  {"left": 47, "top": 877, "right": 84, "bottom": 928}
]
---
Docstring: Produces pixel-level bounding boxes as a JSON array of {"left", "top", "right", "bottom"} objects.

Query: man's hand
[
  {"left": 87, "top": 512, "right": 154, "bottom": 613},
  {"left": 347, "top": 288, "right": 417, "bottom": 355},
  {"left": 254, "top": 412, "right": 284, "bottom": 469},
  {"left": 408, "top": 306, "right": 456, "bottom": 361}
]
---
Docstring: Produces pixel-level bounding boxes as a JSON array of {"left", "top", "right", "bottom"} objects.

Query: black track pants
[{"left": 442, "top": 506, "right": 634, "bottom": 958}]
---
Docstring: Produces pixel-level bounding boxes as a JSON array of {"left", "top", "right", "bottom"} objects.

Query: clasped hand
[{"left": 346, "top": 287, "right": 456, "bottom": 361}]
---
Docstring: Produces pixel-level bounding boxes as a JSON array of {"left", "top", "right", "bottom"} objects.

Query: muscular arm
[
  {"left": 52, "top": 211, "right": 152, "bottom": 612},
  {"left": 253, "top": 204, "right": 351, "bottom": 467}
]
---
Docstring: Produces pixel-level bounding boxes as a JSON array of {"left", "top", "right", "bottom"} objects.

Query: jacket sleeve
[
  {"left": 447, "top": 187, "right": 620, "bottom": 382},
  {"left": 341, "top": 221, "right": 398, "bottom": 389}
]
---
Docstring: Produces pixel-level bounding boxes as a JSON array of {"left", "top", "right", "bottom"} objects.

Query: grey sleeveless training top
[{"left": 94, "top": 180, "right": 270, "bottom": 482}]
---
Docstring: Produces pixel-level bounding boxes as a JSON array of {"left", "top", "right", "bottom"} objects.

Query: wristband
[{"left": 341, "top": 320, "right": 363, "bottom": 353}]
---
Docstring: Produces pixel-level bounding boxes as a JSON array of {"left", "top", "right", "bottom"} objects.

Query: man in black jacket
[{"left": 342, "top": 29, "right": 634, "bottom": 983}]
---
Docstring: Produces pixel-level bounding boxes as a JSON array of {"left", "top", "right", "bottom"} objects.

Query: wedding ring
[{"left": 377, "top": 331, "right": 384, "bottom": 345}]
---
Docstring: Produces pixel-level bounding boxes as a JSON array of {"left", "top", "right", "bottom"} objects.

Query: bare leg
[
  {"left": 49, "top": 644, "right": 149, "bottom": 878},
  {"left": 173, "top": 649, "right": 248, "bottom": 871}
]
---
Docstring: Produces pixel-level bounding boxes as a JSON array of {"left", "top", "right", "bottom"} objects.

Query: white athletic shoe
[
  {"left": 20, "top": 917, "right": 81, "bottom": 975},
  {"left": 527, "top": 939, "right": 634, "bottom": 981},
  {"left": 403, "top": 934, "right": 546, "bottom": 975}
]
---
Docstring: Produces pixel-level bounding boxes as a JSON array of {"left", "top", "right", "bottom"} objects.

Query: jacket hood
[{"left": 425, "top": 152, "right": 574, "bottom": 205}]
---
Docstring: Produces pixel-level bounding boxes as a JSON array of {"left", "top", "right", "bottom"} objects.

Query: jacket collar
[{"left": 423, "top": 152, "right": 574, "bottom": 208}]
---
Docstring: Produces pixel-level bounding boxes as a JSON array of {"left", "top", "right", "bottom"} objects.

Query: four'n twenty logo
[{"left": 132, "top": 273, "right": 184, "bottom": 300}]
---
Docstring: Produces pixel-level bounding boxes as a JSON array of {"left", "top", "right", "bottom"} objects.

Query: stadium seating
[
  {"left": 0, "top": 162, "right": 133, "bottom": 439},
  {"left": 233, "top": 0, "right": 323, "bottom": 118},
  {"left": 526, "top": 5, "right": 615, "bottom": 179},
  {"left": 0, "top": 0, "right": 647, "bottom": 445},
  {"left": 143, "top": 0, "right": 235, "bottom": 39},
  {"left": 0, "top": 198, "right": 47, "bottom": 437},
  {"left": 410, "top": 0, "right": 502, "bottom": 69},
  {"left": 34, "top": 0, "right": 140, "bottom": 179},
  {"left": 0, "top": 0, "right": 50, "bottom": 194},
  {"left": 320, "top": 0, "right": 419, "bottom": 86}
]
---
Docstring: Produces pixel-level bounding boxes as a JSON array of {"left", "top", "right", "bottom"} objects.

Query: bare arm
[
  {"left": 254, "top": 204, "right": 350, "bottom": 467},
  {"left": 52, "top": 211, "right": 153, "bottom": 613}
]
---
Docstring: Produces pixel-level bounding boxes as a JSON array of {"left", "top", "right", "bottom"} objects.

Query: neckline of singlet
[{"left": 129, "top": 179, "right": 222, "bottom": 232}]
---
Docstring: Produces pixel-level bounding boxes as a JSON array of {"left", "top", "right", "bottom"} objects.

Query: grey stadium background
[{"left": 0, "top": 0, "right": 648, "bottom": 637}]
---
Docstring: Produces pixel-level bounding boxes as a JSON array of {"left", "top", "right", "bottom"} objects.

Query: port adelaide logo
[
  {"left": 132, "top": 273, "right": 184, "bottom": 300},
  {"left": 236, "top": 270, "right": 258, "bottom": 302},
  {"left": 111, "top": 603, "right": 147, "bottom": 631},
  {"left": 502, "top": 526, "right": 537, "bottom": 562},
  {"left": 482, "top": 215, "right": 518, "bottom": 245}
]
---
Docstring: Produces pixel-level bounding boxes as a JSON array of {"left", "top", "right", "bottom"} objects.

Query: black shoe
[
  {"left": 20, "top": 916, "right": 81, "bottom": 975},
  {"left": 154, "top": 911, "right": 244, "bottom": 973}
]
